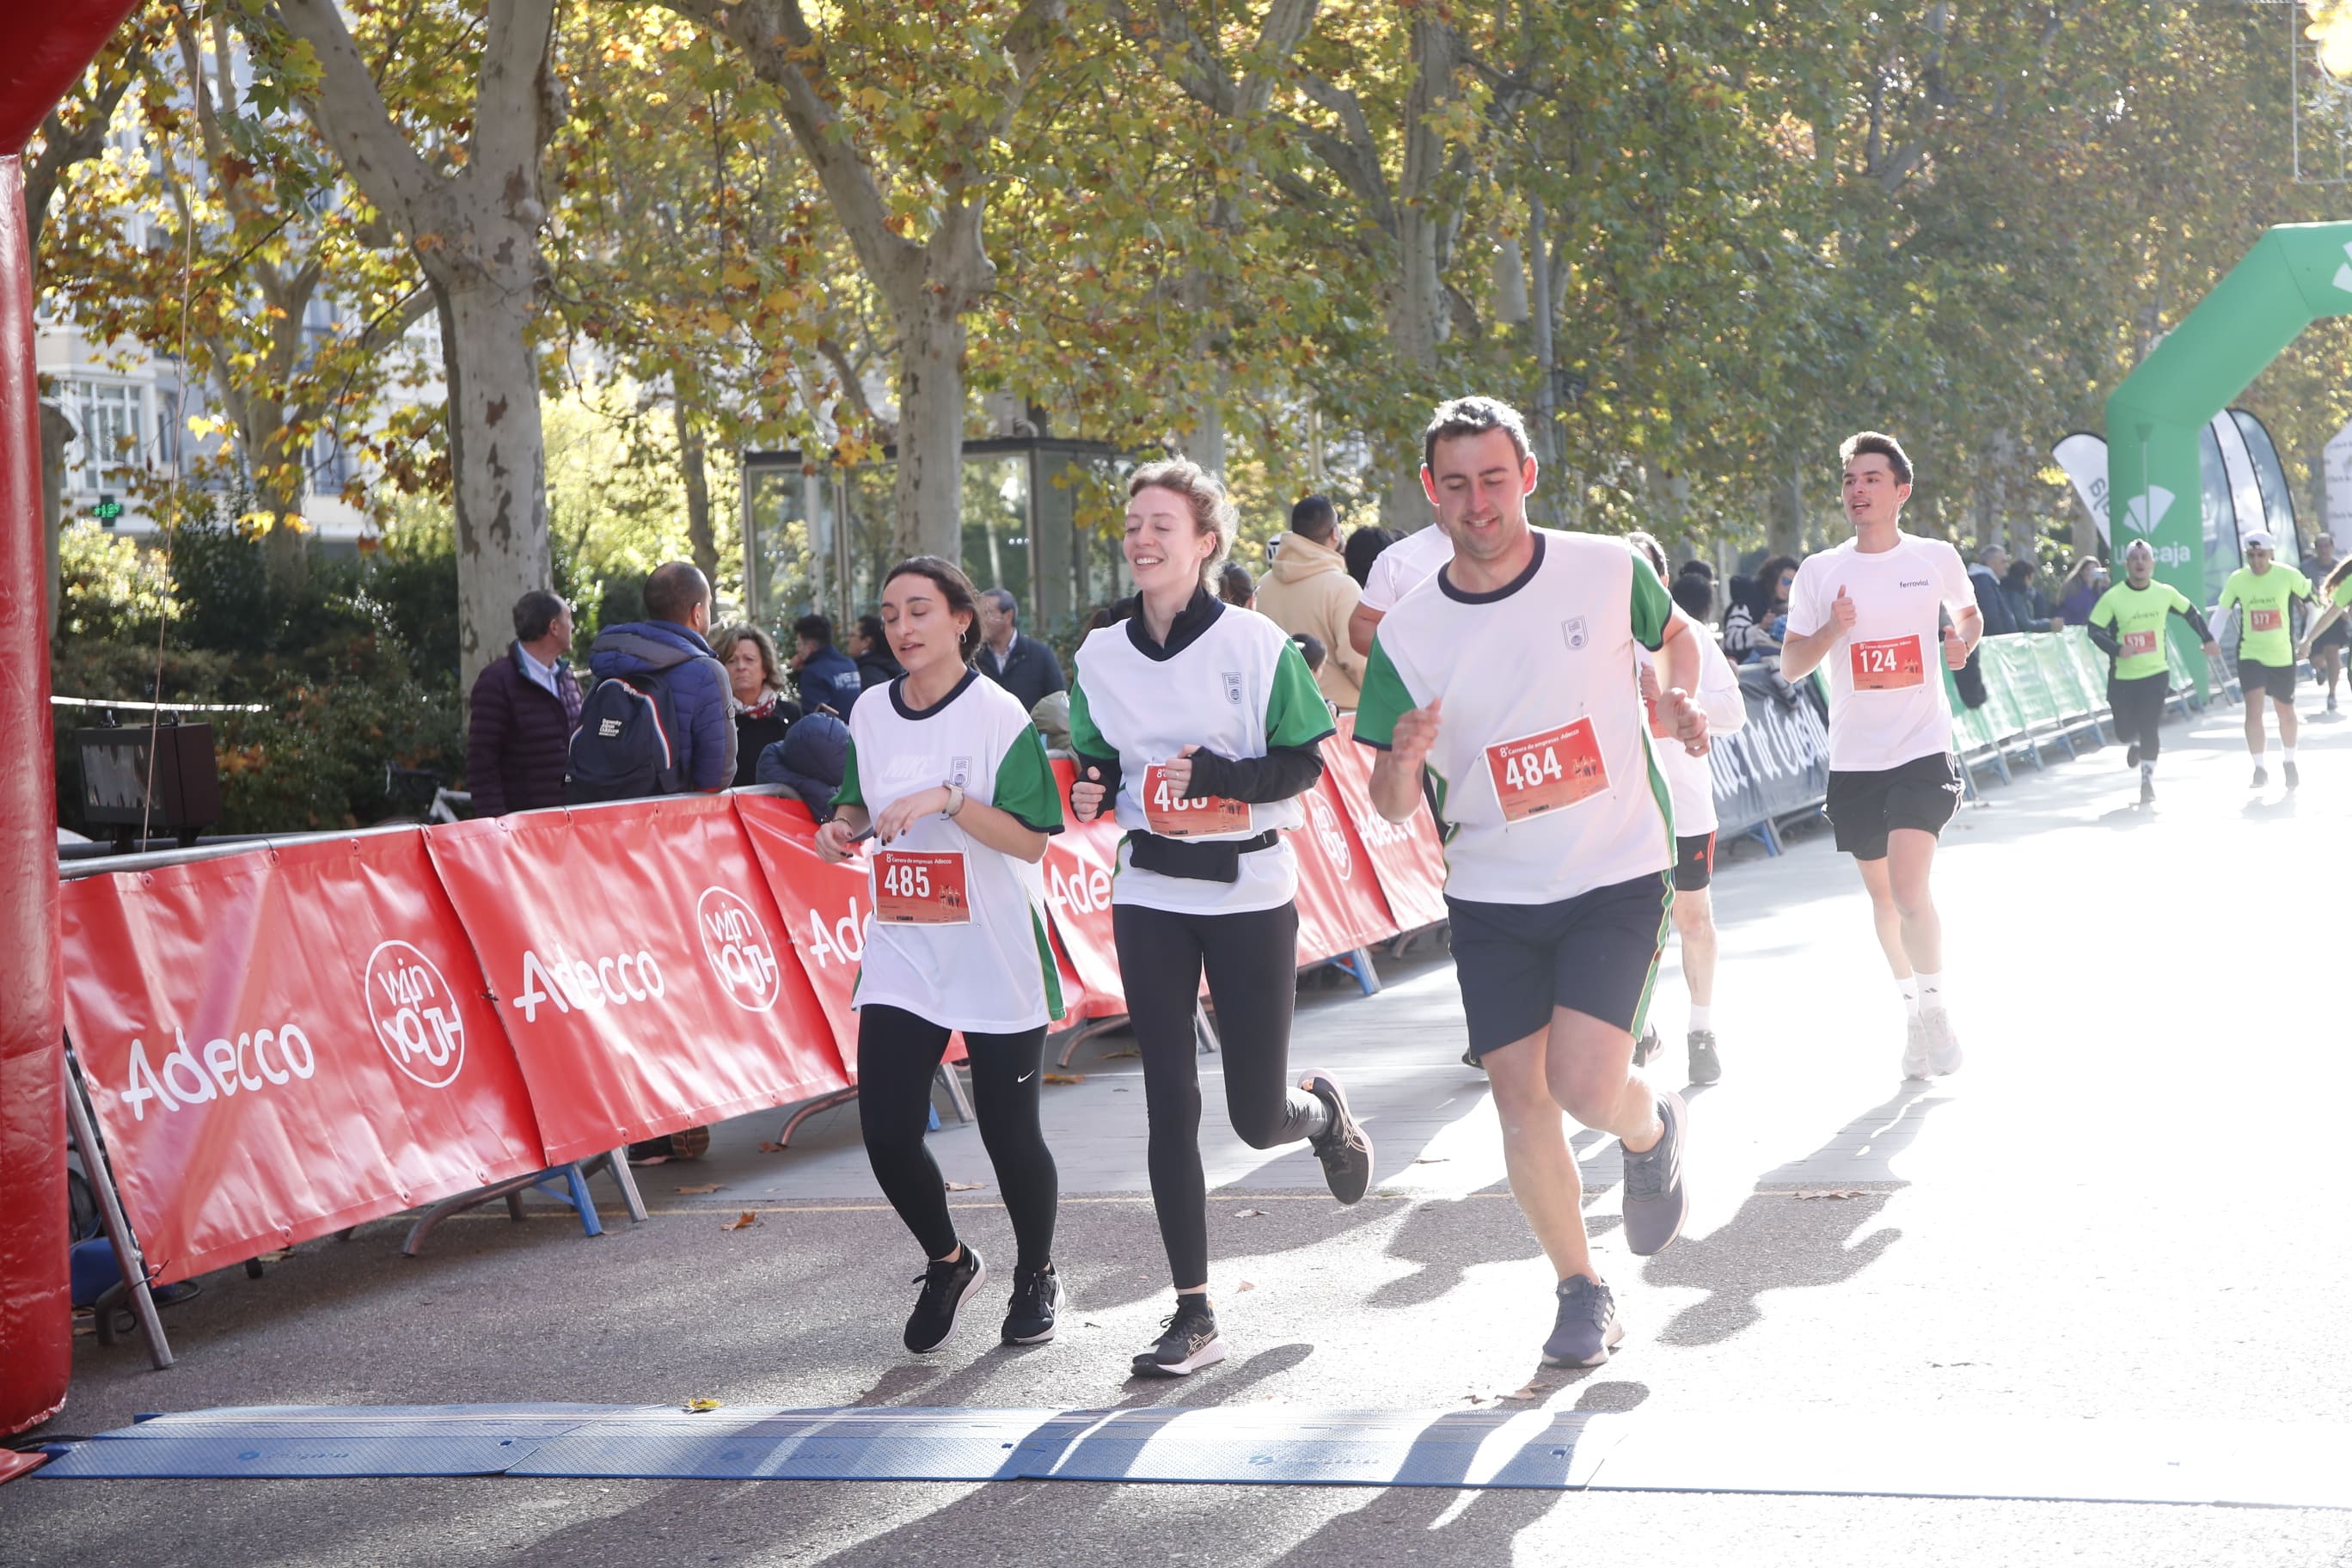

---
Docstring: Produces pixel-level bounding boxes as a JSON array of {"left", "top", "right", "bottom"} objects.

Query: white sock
[
  {"left": 2282, "top": 746, "right": 2297, "bottom": 763},
  {"left": 1687, "top": 1003, "right": 1712, "bottom": 1033},
  {"left": 1916, "top": 971, "right": 1945, "bottom": 1012},
  {"left": 1899, "top": 977, "right": 1920, "bottom": 1018}
]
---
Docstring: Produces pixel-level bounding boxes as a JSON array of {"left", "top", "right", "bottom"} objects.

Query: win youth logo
[
  {"left": 698, "top": 886, "right": 783, "bottom": 1013},
  {"left": 364, "top": 940, "right": 468, "bottom": 1089}
]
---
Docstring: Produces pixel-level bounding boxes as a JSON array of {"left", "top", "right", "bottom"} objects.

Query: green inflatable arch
[{"left": 2107, "top": 221, "right": 2352, "bottom": 609}]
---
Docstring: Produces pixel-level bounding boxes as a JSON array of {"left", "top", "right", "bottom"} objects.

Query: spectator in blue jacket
[
  {"left": 791, "top": 614, "right": 864, "bottom": 716},
  {"left": 585, "top": 561, "right": 735, "bottom": 793}
]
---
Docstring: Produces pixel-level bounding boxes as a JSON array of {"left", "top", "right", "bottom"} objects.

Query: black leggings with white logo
[
  {"left": 1113, "top": 899, "right": 1326, "bottom": 1289},
  {"left": 856, "top": 1005, "right": 1057, "bottom": 1272}
]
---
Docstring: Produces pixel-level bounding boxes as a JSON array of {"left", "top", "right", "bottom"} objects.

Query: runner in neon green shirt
[
  {"left": 2086, "top": 540, "right": 2217, "bottom": 808},
  {"left": 2214, "top": 532, "right": 2315, "bottom": 790},
  {"left": 2294, "top": 556, "right": 2352, "bottom": 696}
]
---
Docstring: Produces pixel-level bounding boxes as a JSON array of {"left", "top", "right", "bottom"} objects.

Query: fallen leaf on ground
[
  {"left": 1043, "top": 1072, "right": 1085, "bottom": 1085},
  {"left": 1233, "top": 1209, "right": 1268, "bottom": 1218},
  {"left": 1235, "top": 1279, "right": 1256, "bottom": 1293},
  {"left": 758, "top": 1141, "right": 787, "bottom": 1154},
  {"left": 1500, "top": 1383, "right": 1541, "bottom": 1401},
  {"left": 676, "top": 1183, "right": 723, "bottom": 1195},
  {"left": 1792, "top": 1189, "right": 1866, "bottom": 1200},
  {"left": 683, "top": 1399, "right": 722, "bottom": 1412},
  {"left": 723, "top": 1211, "right": 759, "bottom": 1231},
  {"left": 944, "top": 1179, "right": 987, "bottom": 1192},
  {"left": 257, "top": 1247, "right": 292, "bottom": 1262}
]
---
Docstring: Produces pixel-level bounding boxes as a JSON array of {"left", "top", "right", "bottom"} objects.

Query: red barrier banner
[
  {"left": 1041, "top": 761, "right": 1126, "bottom": 1018},
  {"left": 732, "top": 794, "right": 872, "bottom": 1075},
  {"left": 57, "top": 832, "right": 545, "bottom": 1285},
  {"left": 1321, "top": 716, "right": 1450, "bottom": 931},
  {"left": 426, "top": 797, "right": 846, "bottom": 1165},
  {"left": 1290, "top": 769, "right": 1400, "bottom": 963}
]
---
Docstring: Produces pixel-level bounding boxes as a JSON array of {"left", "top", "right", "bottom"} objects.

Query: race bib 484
[{"left": 1484, "top": 719, "right": 1608, "bottom": 824}]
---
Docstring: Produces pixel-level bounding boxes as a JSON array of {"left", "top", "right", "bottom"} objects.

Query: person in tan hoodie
[{"left": 1254, "top": 494, "right": 1367, "bottom": 709}]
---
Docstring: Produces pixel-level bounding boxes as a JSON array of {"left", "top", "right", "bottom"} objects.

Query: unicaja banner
[
  {"left": 426, "top": 797, "right": 844, "bottom": 1165},
  {"left": 57, "top": 832, "right": 545, "bottom": 1285}
]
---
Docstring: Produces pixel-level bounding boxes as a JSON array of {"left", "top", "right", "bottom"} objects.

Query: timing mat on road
[{"left": 26, "top": 1403, "right": 2352, "bottom": 1506}]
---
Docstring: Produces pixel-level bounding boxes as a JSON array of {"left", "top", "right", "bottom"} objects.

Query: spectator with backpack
[{"left": 569, "top": 562, "right": 737, "bottom": 803}]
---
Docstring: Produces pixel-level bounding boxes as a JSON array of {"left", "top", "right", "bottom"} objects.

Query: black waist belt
[{"left": 1128, "top": 828, "right": 1280, "bottom": 885}]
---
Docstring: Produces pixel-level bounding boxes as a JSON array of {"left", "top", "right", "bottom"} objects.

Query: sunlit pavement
[{"left": 9, "top": 695, "right": 2352, "bottom": 1566}]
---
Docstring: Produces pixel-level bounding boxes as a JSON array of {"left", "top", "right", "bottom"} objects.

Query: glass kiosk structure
[{"left": 740, "top": 438, "right": 1132, "bottom": 638}]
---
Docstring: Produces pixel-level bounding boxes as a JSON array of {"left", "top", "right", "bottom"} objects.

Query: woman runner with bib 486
[
  {"left": 816, "top": 556, "right": 1069, "bottom": 1357},
  {"left": 1069, "top": 458, "right": 1375, "bottom": 1380}
]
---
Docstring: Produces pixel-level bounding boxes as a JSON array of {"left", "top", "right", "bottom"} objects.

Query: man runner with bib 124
[
  {"left": 1355, "top": 395, "right": 1711, "bottom": 1369},
  {"left": 1778, "top": 432, "right": 1979, "bottom": 1081}
]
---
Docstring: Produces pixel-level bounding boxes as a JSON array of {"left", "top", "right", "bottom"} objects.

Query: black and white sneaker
[
  {"left": 1541, "top": 1275, "right": 1624, "bottom": 1368},
  {"left": 1686, "top": 1029, "right": 1721, "bottom": 1086},
  {"left": 1132, "top": 1297, "right": 1225, "bottom": 1378},
  {"left": 2284, "top": 759, "right": 2300, "bottom": 791},
  {"left": 1001, "top": 1262, "right": 1061, "bottom": 1344},
  {"left": 1301, "top": 1069, "right": 1372, "bottom": 1205},
  {"left": 2138, "top": 775, "right": 2156, "bottom": 808},
  {"left": 1632, "top": 1027, "right": 1660, "bottom": 1068},
  {"left": 903, "top": 1246, "right": 986, "bottom": 1354}
]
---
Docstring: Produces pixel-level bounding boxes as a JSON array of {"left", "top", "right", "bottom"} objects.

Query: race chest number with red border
[
  {"left": 2250, "top": 608, "right": 2283, "bottom": 633},
  {"left": 1142, "top": 763, "right": 1253, "bottom": 838},
  {"left": 1849, "top": 634, "right": 1925, "bottom": 690},
  {"left": 1484, "top": 718, "right": 1608, "bottom": 823},
  {"left": 2119, "top": 628, "right": 2159, "bottom": 658},
  {"left": 871, "top": 850, "right": 971, "bottom": 925}
]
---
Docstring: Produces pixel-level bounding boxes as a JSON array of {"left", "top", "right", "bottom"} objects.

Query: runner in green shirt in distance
[
  {"left": 2086, "top": 540, "right": 2217, "bottom": 809},
  {"left": 2214, "top": 532, "right": 2316, "bottom": 791}
]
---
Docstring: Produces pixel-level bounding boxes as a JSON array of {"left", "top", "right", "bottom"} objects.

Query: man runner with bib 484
[
  {"left": 1779, "top": 432, "right": 1979, "bottom": 1081},
  {"left": 1355, "top": 396, "right": 1712, "bottom": 1369}
]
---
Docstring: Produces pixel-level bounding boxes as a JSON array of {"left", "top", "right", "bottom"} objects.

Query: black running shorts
[
  {"left": 1824, "top": 752, "right": 1963, "bottom": 861},
  {"left": 1672, "top": 832, "right": 1716, "bottom": 893},
  {"left": 2315, "top": 617, "right": 2349, "bottom": 653},
  {"left": 2238, "top": 658, "right": 2295, "bottom": 704},
  {"left": 1445, "top": 872, "right": 1671, "bottom": 1056}
]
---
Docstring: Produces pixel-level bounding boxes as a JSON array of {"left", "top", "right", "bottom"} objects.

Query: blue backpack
[{"left": 567, "top": 669, "right": 688, "bottom": 803}]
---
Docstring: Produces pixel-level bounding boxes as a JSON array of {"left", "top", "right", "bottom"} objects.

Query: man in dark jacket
[
  {"left": 468, "top": 590, "right": 583, "bottom": 815},
  {"left": 1968, "top": 545, "right": 2021, "bottom": 637},
  {"left": 585, "top": 562, "right": 736, "bottom": 792},
  {"left": 790, "top": 614, "right": 863, "bottom": 716},
  {"left": 976, "top": 588, "right": 1068, "bottom": 711}
]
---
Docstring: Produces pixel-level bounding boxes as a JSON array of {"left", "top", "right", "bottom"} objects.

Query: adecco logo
[
  {"left": 118, "top": 1022, "right": 317, "bottom": 1121},
  {"left": 1344, "top": 795, "right": 1418, "bottom": 853},
  {"left": 1307, "top": 790, "right": 1353, "bottom": 879},
  {"left": 364, "top": 940, "right": 467, "bottom": 1089},
  {"left": 799, "top": 894, "right": 868, "bottom": 971},
  {"left": 1046, "top": 856, "right": 1112, "bottom": 917},
  {"left": 697, "top": 886, "right": 783, "bottom": 1012}
]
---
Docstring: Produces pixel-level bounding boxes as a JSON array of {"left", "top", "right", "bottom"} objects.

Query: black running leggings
[
  {"left": 2109, "top": 672, "right": 2168, "bottom": 762},
  {"left": 856, "top": 1005, "right": 1057, "bottom": 1272},
  {"left": 1113, "top": 899, "right": 1325, "bottom": 1289}
]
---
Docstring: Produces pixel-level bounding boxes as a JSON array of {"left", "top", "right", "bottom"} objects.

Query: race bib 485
[{"left": 872, "top": 850, "right": 971, "bottom": 925}]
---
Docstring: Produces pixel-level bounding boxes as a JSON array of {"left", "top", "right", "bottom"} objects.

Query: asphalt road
[{"left": 9, "top": 689, "right": 2352, "bottom": 1566}]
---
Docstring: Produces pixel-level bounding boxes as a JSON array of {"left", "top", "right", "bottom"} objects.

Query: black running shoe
[
  {"left": 2253, "top": 764, "right": 2269, "bottom": 789},
  {"left": 903, "top": 1246, "right": 986, "bottom": 1354},
  {"left": 1632, "top": 1027, "right": 1660, "bottom": 1069},
  {"left": 1132, "top": 1298, "right": 1224, "bottom": 1377},
  {"left": 2284, "top": 759, "right": 2300, "bottom": 791},
  {"left": 1301, "top": 1069, "right": 1372, "bottom": 1205},
  {"left": 1687, "top": 1029, "right": 1721, "bottom": 1086},
  {"left": 1001, "top": 1262, "right": 1061, "bottom": 1345},
  {"left": 2125, "top": 743, "right": 2140, "bottom": 769},
  {"left": 1620, "top": 1091, "right": 1690, "bottom": 1256},
  {"left": 1541, "top": 1275, "right": 1623, "bottom": 1368}
]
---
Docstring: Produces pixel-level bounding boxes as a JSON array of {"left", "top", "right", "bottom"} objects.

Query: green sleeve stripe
[
  {"left": 1067, "top": 671, "right": 1108, "bottom": 757},
  {"left": 1353, "top": 638, "right": 1412, "bottom": 749},
  {"left": 1629, "top": 548, "right": 1672, "bottom": 650},
  {"left": 831, "top": 738, "right": 863, "bottom": 808},
  {"left": 1265, "top": 635, "right": 1338, "bottom": 750},
  {"left": 994, "top": 726, "right": 1065, "bottom": 834}
]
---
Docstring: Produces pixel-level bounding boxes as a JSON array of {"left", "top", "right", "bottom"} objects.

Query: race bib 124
[{"left": 1849, "top": 634, "right": 1925, "bottom": 691}]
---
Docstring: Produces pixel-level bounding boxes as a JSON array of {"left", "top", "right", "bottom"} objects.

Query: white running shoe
[
  {"left": 1902, "top": 1014, "right": 1933, "bottom": 1080},
  {"left": 1922, "top": 1008, "right": 1963, "bottom": 1075}
]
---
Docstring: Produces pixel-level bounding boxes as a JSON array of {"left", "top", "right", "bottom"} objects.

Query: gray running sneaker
[
  {"left": 2283, "top": 759, "right": 2300, "bottom": 791},
  {"left": 1620, "top": 1091, "right": 1690, "bottom": 1256},
  {"left": 1687, "top": 1029, "right": 1721, "bottom": 1085},
  {"left": 1902, "top": 1014, "right": 1933, "bottom": 1080},
  {"left": 1922, "top": 1008, "right": 1963, "bottom": 1075},
  {"left": 2252, "top": 764, "right": 2269, "bottom": 789},
  {"left": 1541, "top": 1275, "right": 1623, "bottom": 1368}
]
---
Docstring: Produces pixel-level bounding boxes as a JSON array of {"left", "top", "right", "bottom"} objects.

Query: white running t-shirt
[
  {"left": 1784, "top": 533, "right": 1972, "bottom": 773},
  {"left": 1355, "top": 530, "right": 1676, "bottom": 906},
  {"left": 1358, "top": 524, "right": 1456, "bottom": 614},
  {"left": 835, "top": 672, "right": 1066, "bottom": 1033},
  {"left": 1635, "top": 628, "right": 1745, "bottom": 839},
  {"left": 1069, "top": 596, "right": 1336, "bottom": 916}
]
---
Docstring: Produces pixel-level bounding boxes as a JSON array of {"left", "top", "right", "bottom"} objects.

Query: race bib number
[
  {"left": 1849, "top": 634, "right": 1925, "bottom": 691},
  {"left": 2118, "top": 628, "right": 2158, "bottom": 658},
  {"left": 872, "top": 850, "right": 971, "bottom": 926},
  {"left": 1484, "top": 719, "right": 1608, "bottom": 824},
  {"left": 1142, "top": 763, "right": 1253, "bottom": 838},
  {"left": 2250, "top": 608, "right": 2283, "bottom": 634}
]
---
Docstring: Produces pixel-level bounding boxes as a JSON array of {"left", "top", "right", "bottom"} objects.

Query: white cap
[{"left": 2244, "top": 530, "right": 2275, "bottom": 552}]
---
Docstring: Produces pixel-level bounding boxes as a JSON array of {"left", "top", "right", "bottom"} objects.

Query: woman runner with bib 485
[
  {"left": 1069, "top": 458, "right": 1374, "bottom": 1380},
  {"left": 816, "top": 556, "right": 1069, "bottom": 1357}
]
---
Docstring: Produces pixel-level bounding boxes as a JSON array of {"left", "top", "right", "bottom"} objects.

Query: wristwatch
[{"left": 944, "top": 783, "right": 966, "bottom": 818}]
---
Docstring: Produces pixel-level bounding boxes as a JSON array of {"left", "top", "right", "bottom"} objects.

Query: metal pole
[{"left": 61, "top": 1050, "right": 173, "bottom": 1369}]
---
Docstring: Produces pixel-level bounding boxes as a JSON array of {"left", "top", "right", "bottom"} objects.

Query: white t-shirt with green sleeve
[
  {"left": 1068, "top": 594, "right": 1336, "bottom": 916},
  {"left": 833, "top": 671, "right": 1065, "bottom": 1033},
  {"left": 1354, "top": 530, "right": 1676, "bottom": 906}
]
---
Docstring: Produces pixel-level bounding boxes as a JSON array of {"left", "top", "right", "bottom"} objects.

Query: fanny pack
[{"left": 1128, "top": 829, "right": 1280, "bottom": 884}]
